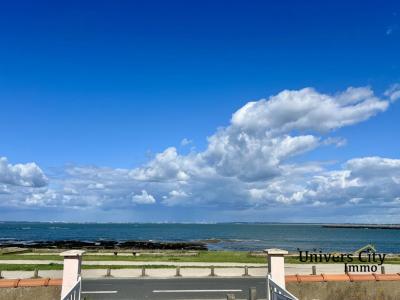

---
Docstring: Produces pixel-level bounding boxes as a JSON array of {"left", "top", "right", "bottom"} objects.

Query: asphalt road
[{"left": 82, "top": 278, "right": 267, "bottom": 300}]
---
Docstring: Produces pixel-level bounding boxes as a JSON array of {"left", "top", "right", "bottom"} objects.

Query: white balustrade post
[
  {"left": 264, "top": 248, "right": 288, "bottom": 289},
  {"left": 60, "top": 250, "right": 85, "bottom": 299}
]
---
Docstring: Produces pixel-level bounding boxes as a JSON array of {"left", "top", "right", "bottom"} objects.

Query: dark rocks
[
  {"left": 0, "top": 240, "right": 207, "bottom": 251},
  {"left": 118, "top": 241, "right": 206, "bottom": 250}
]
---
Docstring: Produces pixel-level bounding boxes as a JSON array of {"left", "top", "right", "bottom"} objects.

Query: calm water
[{"left": 1, "top": 222, "right": 400, "bottom": 252}]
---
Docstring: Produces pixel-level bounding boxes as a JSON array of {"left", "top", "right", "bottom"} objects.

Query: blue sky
[{"left": 0, "top": 0, "right": 399, "bottom": 222}]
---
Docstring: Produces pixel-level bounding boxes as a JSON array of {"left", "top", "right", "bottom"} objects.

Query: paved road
[{"left": 82, "top": 278, "right": 267, "bottom": 300}]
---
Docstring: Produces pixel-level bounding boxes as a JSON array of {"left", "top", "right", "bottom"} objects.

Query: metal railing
[
  {"left": 267, "top": 275, "right": 298, "bottom": 300},
  {"left": 61, "top": 276, "right": 82, "bottom": 300}
]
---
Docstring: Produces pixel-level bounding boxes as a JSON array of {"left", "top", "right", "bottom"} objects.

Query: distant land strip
[{"left": 323, "top": 224, "right": 400, "bottom": 230}]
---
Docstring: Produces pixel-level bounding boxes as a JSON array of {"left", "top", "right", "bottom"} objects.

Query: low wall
[
  {"left": 0, "top": 286, "right": 61, "bottom": 300},
  {"left": 287, "top": 281, "right": 400, "bottom": 300}
]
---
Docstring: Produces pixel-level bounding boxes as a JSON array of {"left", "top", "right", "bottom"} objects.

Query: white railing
[
  {"left": 267, "top": 274, "right": 298, "bottom": 300},
  {"left": 62, "top": 276, "right": 82, "bottom": 300}
]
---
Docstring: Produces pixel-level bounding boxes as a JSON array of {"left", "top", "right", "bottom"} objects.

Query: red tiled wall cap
[
  {"left": 0, "top": 278, "right": 62, "bottom": 288},
  {"left": 18, "top": 278, "right": 51, "bottom": 287},
  {"left": 373, "top": 274, "right": 400, "bottom": 281},
  {"left": 348, "top": 274, "right": 376, "bottom": 282},
  {"left": 297, "top": 275, "right": 324, "bottom": 283},
  {"left": 285, "top": 275, "right": 298, "bottom": 283},
  {"left": 48, "top": 278, "right": 63, "bottom": 286},
  {"left": 322, "top": 274, "right": 351, "bottom": 282},
  {"left": 0, "top": 279, "right": 20, "bottom": 288},
  {"left": 286, "top": 273, "right": 400, "bottom": 283}
]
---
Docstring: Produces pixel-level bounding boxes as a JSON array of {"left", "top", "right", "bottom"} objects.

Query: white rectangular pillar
[
  {"left": 264, "top": 248, "right": 288, "bottom": 288},
  {"left": 60, "top": 250, "right": 85, "bottom": 298}
]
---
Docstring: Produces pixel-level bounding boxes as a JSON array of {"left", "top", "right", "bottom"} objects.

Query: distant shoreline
[{"left": 323, "top": 224, "right": 400, "bottom": 230}]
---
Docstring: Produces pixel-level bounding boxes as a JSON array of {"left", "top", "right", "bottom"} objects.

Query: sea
[{"left": 1, "top": 222, "right": 400, "bottom": 253}]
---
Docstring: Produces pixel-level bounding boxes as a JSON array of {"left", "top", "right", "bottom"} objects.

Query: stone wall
[{"left": 0, "top": 286, "right": 61, "bottom": 300}]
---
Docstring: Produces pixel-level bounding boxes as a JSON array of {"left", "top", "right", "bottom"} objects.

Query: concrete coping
[
  {"left": 264, "top": 248, "right": 288, "bottom": 255},
  {"left": 59, "top": 250, "right": 85, "bottom": 257}
]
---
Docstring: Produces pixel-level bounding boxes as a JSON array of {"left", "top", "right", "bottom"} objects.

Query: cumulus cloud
[
  {"left": 130, "top": 86, "right": 388, "bottom": 187},
  {"left": 252, "top": 156, "right": 400, "bottom": 209},
  {"left": 162, "top": 189, "right": 190, "bottom": 206},
  {"left": 0, "top": 157, "right": 47, "bottom": 187},
  {"left": 25, "top": 189, "right": 59, "bottom": 206},
  {"left": 121, "top": 85, "right": 393, "bottom": 210},
  {"left": 130, "top": 147, "right": 191, "bottom": 182},
  {"left": 231, "top": 87, "right": 387, "bottom": 133},
  {"left": 131, "top": 86, "right": 389, "bottom": 186},
  {"left": 300, "top": 157, "right": 400, "bottom": 206},
  {"left": 132, "top": 190, "right": 156, "bottom": 204},
  {"left": 1, "top": 85, "right": 398, "bottom": 220}
]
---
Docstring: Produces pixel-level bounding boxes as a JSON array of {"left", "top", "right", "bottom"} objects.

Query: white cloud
[
  {"left": 130, "top": 86, "right": 389, "bottom": 188},
  {"left": 162, "top": 189, "right": 190, "bottom": 206},
  {"left": 385, "top": 83, "right": 400, "bottom": 102},
  {"left": 1, "top": 85, "right": 398, "bottom": 221},
  {"left": 0, "top": 157, "right": 47, "bottom": 187},
  {"left": 87, "top": 183, "right": 105, "bottom": 190},
  {"left": 271, "top": 157, "right": 400, "bottom": 206},
  {"left": 132, "top": 190, "right": 156, "bottom": 204},
  {"left": 25, "top": 189, "right": 59, "bottom": 206},
  {"left": 181, "top": 138, "right": 193, "bottom": 146},
  {"left": 231, "top": 87, "right": 388, "bottom": 133},
  {"left": 345, "top": 156, "right": 400, "bottom": 179},
  {"left": 349, "top": 197, "right": 363, "bottom": 204},
  {"left": 0, "top": 184, "right": 10, "bottom": 194},
  {"left": 130, "top": 147, "right": 191, "bottom": 182},
  {"left": 323, "top": 137, "right": 347, "bottom": 147},
  {"left": 335, "top": 87, "right": 375, "bottom": 105}
]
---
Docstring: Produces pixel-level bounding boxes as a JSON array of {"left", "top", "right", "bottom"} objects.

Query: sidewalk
[
  {"left": 1, "top": 263, "right": 400, "bottom": 279},
  {"left": 0, "top": 259, "right": 265, "bottom": 267},
  {"left": 0, "top": 260, "right": 264, "bottom": 267}
]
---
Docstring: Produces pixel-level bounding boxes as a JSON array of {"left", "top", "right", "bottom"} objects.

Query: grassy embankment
[{"left": 0, "top": 264, "right": 178, "bottom": 271}]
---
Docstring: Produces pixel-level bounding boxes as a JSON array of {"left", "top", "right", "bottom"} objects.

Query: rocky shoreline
[{"left": 0, "top": 240, "right": 208, "bottom": 251}]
